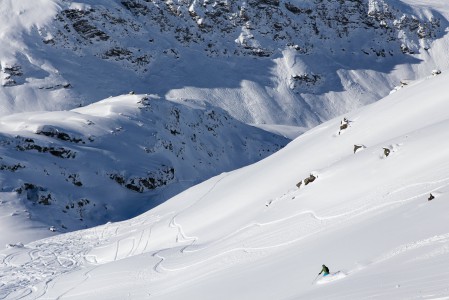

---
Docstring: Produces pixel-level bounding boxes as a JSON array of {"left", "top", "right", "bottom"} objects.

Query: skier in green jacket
[{"left": 318, "top": 264, "right": 330, "bottom": 277}]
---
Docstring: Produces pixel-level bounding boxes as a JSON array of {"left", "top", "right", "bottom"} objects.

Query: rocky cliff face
[{"left": 49, "top": 0, "right": 440, "bottom": 61}]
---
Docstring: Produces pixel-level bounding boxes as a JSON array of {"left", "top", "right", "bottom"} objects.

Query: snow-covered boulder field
[{"left": 1, "top": 60, "right": 449, "bottom": 299}]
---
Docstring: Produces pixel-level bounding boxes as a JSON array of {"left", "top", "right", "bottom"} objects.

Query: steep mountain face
[
  {"left": 0, "top": 94, "right": 288, "bottom": 233},
  {"left": 51, "top": 0, "right": 439, "bottom": 61},
  {"left": 1, "top": 0, "right": 447, "bottom": 127},
  {"left": 1, "top": 67, "right": 449, "bottom": 300},
  {"left": 0, "top": 0, "right": 447, "bottom": 239}
]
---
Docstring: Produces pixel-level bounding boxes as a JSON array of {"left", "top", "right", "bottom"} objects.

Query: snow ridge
[{"left": 0, "top": 94, "right": 288, "bottom": 241}]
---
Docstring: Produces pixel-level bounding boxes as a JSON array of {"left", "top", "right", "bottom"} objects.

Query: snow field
[
  {"left": 1, "top": 0, "right": 449, "bottom": 298},
  {"left": 0, "top": 0, "right": 448, "bottom": 132},
  {"left": 0, "top": 92, "right": 288, "bottom": 247},
  {"left": 1, "top": 70, "right": 449, "bottom": 298}
]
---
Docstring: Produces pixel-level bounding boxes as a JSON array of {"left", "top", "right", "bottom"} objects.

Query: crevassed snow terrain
[
  {"left": 1, "top": 0, "right": 449, "bottom": 128},
  {"left": 1, "top": 67, "right": 448, "bottom": 299}
]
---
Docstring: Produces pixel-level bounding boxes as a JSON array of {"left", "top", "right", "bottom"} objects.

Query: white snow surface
[
  {"left": 1, "top": 67, "right": 449, "bottom": 299},
  {"left": 0, "top": 93, "right": 288, "bottom": 246},
  {"left": 1, "top": 0, "right": 449, "bottom": 129}
]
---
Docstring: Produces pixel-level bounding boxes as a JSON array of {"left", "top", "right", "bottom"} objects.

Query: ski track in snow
[
  {"left": 1, "top": 172, "right": 449, "bottom": 298},
  {"left": 0, "top": 215, "right": 163, "bottom": 299},
  {"left": 148, "top": 175, "right": 449, "bottom": 273},
  {"left": 53, "top": 267, "right": 99, "bottom": 300},
  {"left": 374, "top": 233, "right": 449, "bottom": 266},
  {"left": 152, "top": 174, "right": 229, "bottom": 272}
]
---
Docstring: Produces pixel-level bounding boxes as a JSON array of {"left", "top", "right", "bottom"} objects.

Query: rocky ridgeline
[
  {"left": 42, "top": 0, "right": 441, "bottom": 73},
  {"left": 0, "top": 95, "right": 288, "bottom": 231}
]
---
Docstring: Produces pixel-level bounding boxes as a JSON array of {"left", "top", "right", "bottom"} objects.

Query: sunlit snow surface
[
  {"left": 1, "top": 0, "right": 449, "bottom": 298},
  {"left": 0, "top": 93, "right": 289, "bottom": 246},
  {"left": 1, "top": 67, "right": 449, "bottom": 299},
  {"left": 1, "top": 0, "right": 449, "bottom": 129}
]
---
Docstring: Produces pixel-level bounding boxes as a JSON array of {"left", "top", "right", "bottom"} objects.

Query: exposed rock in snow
[
  {"left": 0, "top": 0, "right": 448, "bottom": 128},
  {"left": 0, "top": 94, "right": 289, "bottom": 232}
]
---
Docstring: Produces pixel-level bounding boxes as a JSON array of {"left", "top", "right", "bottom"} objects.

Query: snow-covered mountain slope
[
  {"left": 1, "top": 0, "right": 449, "bottom": 128},
  {"left": 1, "top": 68, "right": 449, "bottom": 299},
  {"left": 0, "top": 93, "right": 288, "bottom": 245}
]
